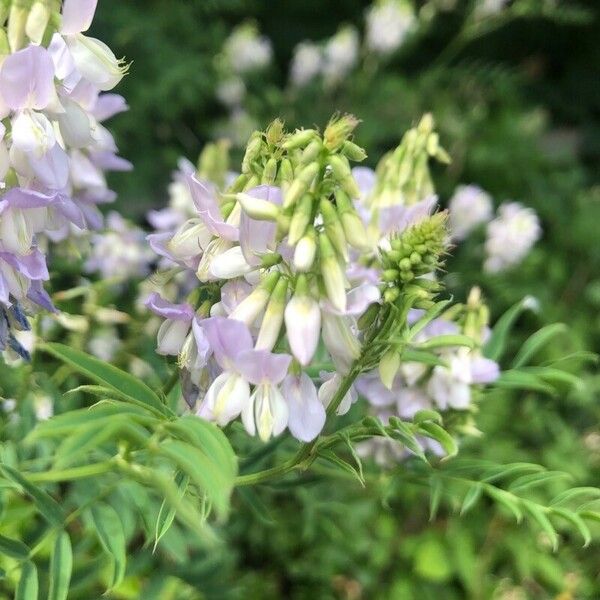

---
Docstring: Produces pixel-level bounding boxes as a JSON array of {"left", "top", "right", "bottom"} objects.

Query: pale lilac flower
[
  {"left": 282, "top": 373, "right": 326, "bottom": 442},
  {"left": 448, "top": 185, "right": 493, "bottom": 240},
  {"left": 318, "top": 372, "right": 358, "bottom": 416}
]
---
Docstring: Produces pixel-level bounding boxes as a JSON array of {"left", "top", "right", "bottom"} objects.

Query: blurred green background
[{"left": 81, "top": 1, "right": 600, "bottom": 598}]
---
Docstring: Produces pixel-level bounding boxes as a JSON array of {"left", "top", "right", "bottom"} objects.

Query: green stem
[
  {"left": 162, "top": 369, "right": 179, "bottom": 397},
  {"left": 27, "top": 460, "right": 116, "bottom": 483},
  {"left": 235, "top": 459, "right": 298, "bottom": 486}
]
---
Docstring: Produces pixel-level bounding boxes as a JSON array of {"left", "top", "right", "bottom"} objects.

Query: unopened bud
[
  {"left": 256, "top": 277, "right": 288, "bottom": 350},
  {"left": 241, "top": 132, "right": 263, "bottom": 174},
  {"left": 285, "top": 276, "right": 321, "bottom": 365},
  {"left": 283, "top": 128, "right": 318, "bottom": 150},
  {"left": 319, "top": 234, "right": 347, "bottom": 313},
  {"left": 8, "top": 3, "right": 28, "bottom": 51},
  {"left": 26, "top": 1, "right": 50, "bottom": 44},
  {"left": 288, "top": 193, "right": 314, "bottom": 245},
  {"left": 300, "top": 139, "right": 323, "bottom": 165},
  {"left": 266, "top": 118, "right": 284, "bottom": 145},
  {"left": 324, "top": 114, "right": 360, "bottom": 152},
  {"left": 334, "top": 189, "right": 369, "bottom": 250},
  {"left": 284, "top": 161, "right": 319, "bottom": 208},
  {"left": 328, "top": 155, "right": 360, "bottom": 198},
  {"left": 261, "top": 157, "right": 278, "bottom": 184},
  {"left": 341, "top": 140, "right": 367, "bottom": 162},
  {"left": 229, "top": 271, "right": 280, "bottom": 325},
  {"left": 278, "top": 158, "right": 294, "bottom": 184},
  {"left": 320, "top": 199, "right": 348, "bottom": 260},
  {"left": 379, "top": 350, "right": 400, "bottom": 390},
  {"left": 293, "top": 229, "right": 317, "bottom": 272},
  {"left": 237, "top": 192, "right": 280, "bottom": 221}
]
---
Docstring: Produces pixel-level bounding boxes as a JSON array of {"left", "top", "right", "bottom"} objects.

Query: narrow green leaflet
[
  {"left": 512, "top": 323, "right": 567, "bottom": 368},
  {"left": 415, "top": 334, "right": 475, "bottom": 351},
  {"left": 508, "top": 471, "right": 571, "bottom": 494},
  {"left": 39, "top": 342, "right": 168, "bottom": 416},
  {"left": 154, "top": 473, "right": 189, "bottom": 552},
  {"left": 48, "top": 532, "right": 73, "bottom": 600},
  {"left": 15, "top": 561, "right": 38, "bottom": 600},
  {"left": 89, "top": 503, "right": 126, "bottom": 589},
  {"left": 493, "top": 369, "right": 556, "bottom": 396},
  {"left": 460, "top": 484, "right": 483, "bottom": 516},
  {"left": 484, "top": 296, "right": 538, "bottom": 361},
  {"left": 0, "top": 534, "right": 30, "bottom": 560},
  {"left": 0, "top": 464, "right": 64, "bottom": 525},
  {"left": 522, "top": 501, "right": 559, "bottom": 550},
  {"left": 551, "top": 507, "right": 591, "bottom": 547},
  {"left": 417, "top": 422, "right": 458, "bottom": 459}
]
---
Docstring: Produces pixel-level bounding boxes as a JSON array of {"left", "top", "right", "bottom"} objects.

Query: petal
[
  {"left": 209, "top": 245, "right": 252, "bottom": 279},
  {"left": 92, "top": 93, "right": 128, "bottom": 121},
  {"left": 236, "top": 349, "right": 292, "bottom": 385},
  {"left": 283, "top": 373, "right": 326, "bottom": 442},
  {"left": 144, "top": 292, "right": 194, "bottom": 321},
  {"left": 156, "top": 318, "right": 191, "bottom": 356},
  {"left": 61, "top": 0, "right": 98, "bottom": 35},
  {"left": 201, "top": 316, "right": 253, "bottom": 369},
  {"left": 284, "top": 294, "right": 321, "bottom": 366},
  {"left": 470, "top": 357, "right": 500, "bottom": 384},
  {"left": 0, "top": 46, "right": 55, "bottom": 110}
]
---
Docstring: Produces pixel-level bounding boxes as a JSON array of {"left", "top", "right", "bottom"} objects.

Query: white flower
[
  {"left": 290, "top": 42, "right": 322, "bottom": 87},
  {"left": 448, "top": 184, "right": 493, "bottom": 240},
  {"left": 322, "top": 27, "right": 359, "bottom": 86},
  {"left": 484, "top": 202, "right": 541, "bottom": 272},
  {"left": 365, "top": 0, "right": 415, "bottom": 56}
]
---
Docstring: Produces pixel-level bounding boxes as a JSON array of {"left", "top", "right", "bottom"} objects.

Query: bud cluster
[{"left": 0, "top": 0, "right": 129, "bottom": 358}]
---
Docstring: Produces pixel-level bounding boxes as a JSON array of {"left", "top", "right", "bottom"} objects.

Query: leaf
[
  {"left": 550, "top": 487, "right": 600, "bottom": 508},
  {"left": 482, "top": 462, "right": 545, "bottom": 484},
  {"left": 164, "top": 416, "right": 237, "bottom": 480},
  {"left": 429, "top": 476, "right": 443, "bottom": 520},
  {"left": 417, "top": 422, "right": 458, "bottom": 459},
  {"left": 550, "top": 507, "right": 591, "bottom": 547},
  {"left": 0, "top": 534, "right": 30, "bottom": 560},
  {"left": 158, "top": 440, "right": 232, "bottom": 519},
  {"left": 522, "top": 501, "right": 558, "bottom": 550},
  {"left": 521, "top": 366, "right": 582, "bottom": 390},
  {"left": 409, "top": 299, "right": 453, "bottom": 338},
  {"left": 27, "top": 403, "right": 157, "bottom": 441},
  {"left": 401, "top": 349, "right": 447, "bottom": 368},
  {"left": 388, "top": 419, "right": 426, "bottom": 462},
  {"left": 460, "top": 484, "right": 483, "bottom": 515},
  {"left": 39, "top": 343, "right": 168, "bottom": 416},
  {"left": 236, "top": 487, "right": 276, "bottom": 526},
  {"left": 0, "top": 464, "right": 64, "bottom": 525},
  {"left": 484, "top": 296, "right": 538, "bottom": 361},
  {"left": 508, "top": 471, "right": 571, "bottom": 494},
  {"left": 512, "top": 323, "right": 567, "bottom": 368},
  {"left": 493, "top": 369, "right": 556, "bottom": 396},
  {"left": 413, "top": 410, "right": 443, "bottom": 425},
  {"left": 89, "top": 503, "right": 126, "bottom": 589},
  {"left": 16, "top": 561, "right": 38, "bottom": 600},
  {"left": 154, "top": 473, "right": 189, "bottom": 552},
  {"left": 48, "top": 532, "right": 72, "bottom": 600},
  {"left": 319, "top": 450, "right": 365, "bottom": 486},
  {"left": 485, "top": 487, "right": 522, "bottom": 523},
  {"left": 415, "top": 334, "right": 475, "bottom": 351}
]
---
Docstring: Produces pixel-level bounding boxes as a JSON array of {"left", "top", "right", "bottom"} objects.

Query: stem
[
  {"left": 235, "top": 459, "right": 298, "bottom": 486},
  {"left": 27, "top": 460, "right": 116, "bottom": 483}
]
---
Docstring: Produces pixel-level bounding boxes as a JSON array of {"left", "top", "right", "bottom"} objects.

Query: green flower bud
[
  {"left": 262, "top": 157, "right": 278, "bottom": 184},
  {"left": 283, "top": 128, "right": 318, "bottom": 150},
  {"left": 335, "top": 189, "right": 369, "bottom": 250},
  {"left": 319, "top": 233, "right": 347, "bottom": 312},
  {"left": 324, "top": 114, "right": 360, "bottom": 152},
  {"left": 266, "top": 118, "right": 285, "bottom": 146},
  {"left": 8, "top": 2, "right": 28, "bottom": 52},
  {"left": 26, "top": 0, "right": 50, "bottom": 45},
  {"left": 256, "top": 277, "right": 288, "bottom": 350},
  {"left": 288, "top": 193, "right": 314, "bottom": 245},
  {"left": 284, "top": 162, "right": 319, "bottom": 208},
  {"left": 278, "top": 158, "right": 294, "bottom": 184},
  {"left": 241, "top": 132, "right": 263, "bottom": 174},
  {"left": 379, "top": 350, "right": 400, "bottom": 390},
  {"left": 328, "top": 155, "right": 360, "bottom": 198},
  {"left": 341, "top": 140, "right": 367, "bottom": 162},
  {"left": 320, "top": 199, "right": 348, "bottom": 261},
  {"left": 300, "top": 139, "right": 323, "bottom": 165}
]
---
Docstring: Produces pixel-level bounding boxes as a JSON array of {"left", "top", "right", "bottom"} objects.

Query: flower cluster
[
  {"left": 147, "top": 115, "right": 500, "bottom": 448},
  {"left": 0, "top": 0, "right": 129, "bottom": 358},
  {"left": 447, "top": 184, "right": 541, "bottom": 273},
  {"left": 365, "top": 0, "right": 415, "bottom": 56}
]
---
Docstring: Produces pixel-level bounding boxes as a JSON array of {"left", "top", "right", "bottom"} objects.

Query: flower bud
[
  {"left": 242, "top": 131, "right": 263, "bottom": 173},
  {"left": 379, "top": 350, "right": 400, "bottom": 390},
  {"left": 320, "top": 198, "right": 348, "bottom": 260},
  {"left": 25, "top": 0, "right": 50, "bottom": 45},
  {"left": 8, "top": 3, "right": 28, "bottom": 52},
  {"left": 328, "top": 154, "right": 360, "bottom": 198},
  {"left": 156, "top": 318, "right": 191, "bottom": 356},
  {"left": 324, "top": 114, "right": 359, "bottom": 152},
  {"left": 209, "top": 245, "right": 252, "bottom": 280},
  {"left": 288, "top": 193, "right": 314, "bottom": 245},
  {"left": 319, "top": 233, "right": 346, "bottom": 312},
  {"left": 261, "top": 157, "right": 278, "bottom": 184},
  {"left": 237, "top": 192, "right": 280, "bottom": 221},
  {"left": 284, "top": 161, "right": 319, "bottom": 208},
  {"left": 293, "top": 229, "right": 317, "bottom": 272},
  {"left": 334, "top": 189, "right": 369, "bottom": 250},
  {"left": 285, "top": 276, "right": 321, "bottom": 365},
  {"left": 256, "top": 277, "right": 288, "bottom": 350},
  {"left": 341, "top": 140, "right": 367, "bottom": 162},
  {"left": 278, "top": 158, "right": 294, "bottom": 184},
  {"left": 168, "top": 218, "right": 211, "bottom": 259},
  {"left": 282, "top": 128, "right": 318, "bottom": 150},
  {"left": 300, "top": 139, "right": 323, "bottom": 165},
  {"left": 266, "top": 118, "right": 284, "bottom": 145},
  {"left": 229, "top": 271, "right": 280, "bottom": 325}
]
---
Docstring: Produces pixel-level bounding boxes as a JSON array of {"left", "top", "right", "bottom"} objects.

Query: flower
[
  {"left": 290, "top": 42, "right": 322, "bottom": 87},
  {"left": 484, "top": 202, "right": 541, "bottom": 272},
  {"left": 448, "top": 184, "right": 493, "bottom": 240},
  {"left": 365, "top": 0, "right": 415, "bottom": 56}
]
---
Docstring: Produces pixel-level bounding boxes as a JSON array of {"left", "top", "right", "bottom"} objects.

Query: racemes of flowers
[
  {"left": 146, "top": 113, "right": 500, "bottom": 464},
  {"left": 0, "top": 0, "right": 129, "bottom": 358}
]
